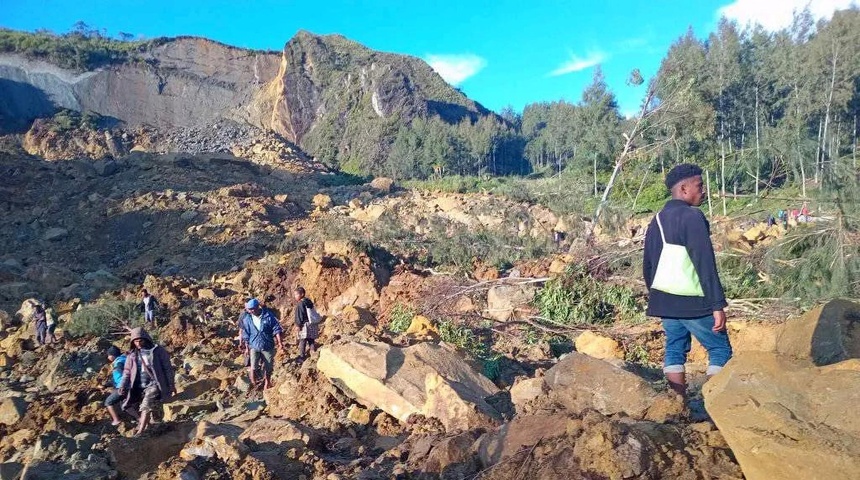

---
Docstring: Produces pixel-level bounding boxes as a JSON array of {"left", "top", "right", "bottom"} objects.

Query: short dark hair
[
  {"left": 294, "top": 286, "right": 306, "bottom": 296},
  {"left": 107, "top": 345, "right": 121, "bottom": 358},
  {"left": 665, "top": 163, "right": 703, "bottom": 190},
  {"left": 142, "top": 289, "right": 149, "bottom": 295}
]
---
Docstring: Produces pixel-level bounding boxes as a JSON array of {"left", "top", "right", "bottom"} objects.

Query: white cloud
[
  {"left": 549, "top": 51, "right": 606, "bottom": 77},
  {"left": 718, "top": 0, "right": 855, "bottom": 31},
  {"left": 424, "top": 54, "right": 487, "bottom": 86}
]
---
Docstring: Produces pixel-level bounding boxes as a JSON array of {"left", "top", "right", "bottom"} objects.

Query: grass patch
[
  {"left": 387, "top": 303, "right": 414, "bottom": 333},
  {"left": 65, "top": 300, "right": 147, "bottom": 338},
  {"left": 438, "top": 319, "right": 502, "bottom": 380}
]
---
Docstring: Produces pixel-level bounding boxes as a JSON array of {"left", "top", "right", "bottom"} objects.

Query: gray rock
[{"left": 43, "top": 228, "right": 69, "bottom": 241}]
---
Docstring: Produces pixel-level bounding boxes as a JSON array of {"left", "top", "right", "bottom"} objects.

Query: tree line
[{"left": 378, "top": 7, "right": 860, "bottom": 196}]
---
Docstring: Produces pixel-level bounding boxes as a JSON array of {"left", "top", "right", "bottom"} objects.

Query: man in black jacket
[{"left": 643, "top": 163, "right": 732, "bottom": 397}]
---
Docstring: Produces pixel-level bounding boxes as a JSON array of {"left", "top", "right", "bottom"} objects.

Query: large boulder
[
  {"left": 180, "top": 421, "right": 248, "bottom": 462},
  {"left": 775, "top": 299, "right": 860, "bottom": 366},
  {"left": 486, "top": 283, "right": 537, "bottom": 322},
  {"left": 107, "top": 422, "right": 195, "bottom": 479},
  {"left": 239, "top": 417, "right": 322, "bottom": 450},
  {"left": 703, "top": 351, "right": 860, "bottom": 480},
  {"left": 574, "top": 331, "right": 624, "bottom": 360},
  {"left": 317, "top": 341, "right": 501, "bottom": 431},
  {"left": 299, "top": 242, "right": 388, "bottom": 317},
  {"left": 0, "top": 397, "right": 27, "bottom": 426},
  {"left": 542, "top": 352, "right": 682, "bottom": 421}
]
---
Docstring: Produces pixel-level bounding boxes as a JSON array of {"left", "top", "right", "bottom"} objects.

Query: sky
[{"left": 1, "top": 0, "right": 854, "bottom": 116}]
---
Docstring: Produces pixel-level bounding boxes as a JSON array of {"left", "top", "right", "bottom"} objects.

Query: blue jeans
[
  {"left": 662, "top": 315, "right": 732, "bottom": 375},
  {"left": 145, "top": 310, "right": 155, "bottom": 323}
]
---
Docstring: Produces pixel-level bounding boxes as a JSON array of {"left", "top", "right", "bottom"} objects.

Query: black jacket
[
  {"left": 643, "top": 199, "right": 727, "bottom": 318},
  {"left": 294, "top": 298, "right": 314, "bottom": 328}
]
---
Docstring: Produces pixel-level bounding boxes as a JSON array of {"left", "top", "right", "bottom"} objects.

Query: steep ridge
[{"left": 0, "top": 31, "right": 492, "bottom": 170}]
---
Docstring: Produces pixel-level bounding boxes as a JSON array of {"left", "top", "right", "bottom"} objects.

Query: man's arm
[
  {"left": 642, "top": 220, "right": 659, "bottom": 289},
  {"left": 683, "top": 209, "right": 728, "bottom": 318}
]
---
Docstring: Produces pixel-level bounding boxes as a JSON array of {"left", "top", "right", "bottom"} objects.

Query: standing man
[
  {"left": 643, "top": 163, "right": 732, "bottom": 398},
  {"left": 239, "top": 298, "right": 285, "bottom": 390},
  {"left": 32, "top": 303, "right": 48, "bottom": 346},
  {"left": 139, "top": 289, "right": 159, "bottom": 327}
]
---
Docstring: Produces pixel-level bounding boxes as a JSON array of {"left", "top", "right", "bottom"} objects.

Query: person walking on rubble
[
  {"left": 104, "top": 345, "right": 139, "bottom": 426},
  {"left": 643, "top": 163, "right": 733, "bottom": 398},
  {"left": 293, "top": 287, "right": 320, "bottom": 363},
  {"left": 139, "top": 289, "right": 160, "bottom": 326},
  {"left": 239, "top": 298, "right": 285, "bottom": 390},
  {"left": 118, "top": 327, "right": 176, "bottom": 436}
]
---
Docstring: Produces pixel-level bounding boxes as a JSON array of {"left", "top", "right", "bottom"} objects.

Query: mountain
[{"left": 0, "top": 29, "right": 494, "bottom": 173}]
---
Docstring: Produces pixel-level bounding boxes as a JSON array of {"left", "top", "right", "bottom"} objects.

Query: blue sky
[{"left": 1, "top": 0, "right": 853, "bottom": 115}]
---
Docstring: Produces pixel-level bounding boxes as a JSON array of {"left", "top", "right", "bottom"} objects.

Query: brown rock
[
  {"left": 369, "top": 177, "right": 395, "bottom": 193},
  {"left": 317, "top": 341, "right": 501, "bottom": 431},
  {"left": 240, "top": 417, "right": 322, "bottom": 450},
  {"left": 509, "top": 377, "right": 547, "bottom": 412},
  {"left": 180, "top": 421, "right": 248, "bottom": 462},
  {"left": 574, "top": 331, "right": 624, "bottom": 360},
  {"left": 776, "top": 299, "right": 860, "bottom": 366},
  {"left": 346, "top": 405, "right": 372, "bottom": 425},
  {"left": 0, "top": 397, "right": 28, "bottom": 426},
  {"left": 486, "top": 283, "right": 537, "bottom": 322},
  {"left": 162, "top": 400, "right": 218, "bottom": 422},
  {"left": 703, "top": 352, "right": 860, "bottom": 480},
  {"left": 312, "top": 194, "right": 332, "bottom": 210}
]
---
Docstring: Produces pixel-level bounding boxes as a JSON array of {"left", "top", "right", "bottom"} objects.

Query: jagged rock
[
  {"left": 42, "top": 228, "right": 68, "bottom": 242},
  {"left": 542, "top": 352, "right": 683, "bottom": 421},
  {"left": 474, "top": 413, "right": 571, "bottom": 467},
  {"left": 312, "top": 194, "right": 332, "bottom": 210},
  {"left": 0, "top": 397, "right": 27, "bottom": 426},
  {"left": 180, "top": 421, "right": 248, "bottom": 462},
  {"left": 703, "top": 351, "right": 860, "bottom": 480},
  {"left": 239, "top": 417, "right": 322, "bottom": 450},
  {"left": 404, "top": 315, "right": 437, "bottom": 339},
  {"left": 300, "top": 244, "right": 387, "bottom": 317},
  {"left": 108, "top": 423, "right": 196, "bottom": 479},
  {"left": 163, "top": 400, "right": 219, "bottom": 422},
  {"left": 346, "top": 404, "right": 372, "bottom": 425},
  {"left": 486, "top": 283, "right": 536, "bottom": 321},
  {"left": 176, "top": 378, "right": 222, "bottom": 400},
  {"left": 318, "top": 341, "right": 501, "bottom": 431},
  {"left": 20, "top": 429, "right": 114, "bottom": 480},
  {"left": 574, "top": 331, "right": 624, "bottom": 361},
  {"left": 0, "top": 353, "right": 13, "bottom": 369},
  {"left": 509, "top": 377, "right": 547, "bottom": 413},
  {"left": 412, "top": 431, "right": 480, "bottom": 477},
  {"left": 775, "top": 299, "right": 860, "bottom": 366}
]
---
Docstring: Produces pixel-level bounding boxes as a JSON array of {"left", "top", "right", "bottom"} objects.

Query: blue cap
[{"left": 245, "top": 298, "right": 260, "bottom": 310}]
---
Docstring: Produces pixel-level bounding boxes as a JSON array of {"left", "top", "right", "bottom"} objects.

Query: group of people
[
  {"left": 99, "top": 285, "right": 321, "bottom": 434},
  {"left": 767, "top": 202, "right": 811, "bottom": 228}
]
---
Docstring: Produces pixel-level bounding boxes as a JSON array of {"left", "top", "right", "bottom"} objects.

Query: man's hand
[{"left": 713, "top": 310, "right": 727, "bottom": 332}]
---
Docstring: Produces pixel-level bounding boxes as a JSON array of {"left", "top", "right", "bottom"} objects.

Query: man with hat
[
  {"left": 239, "top": 298, "right": 285, "bottom": 390},
  {"left": 642, "top": 163, "right": 732, "bottom": 398},
  {"left": 118, "top": 327, "right": 176, "bottom": 435}
]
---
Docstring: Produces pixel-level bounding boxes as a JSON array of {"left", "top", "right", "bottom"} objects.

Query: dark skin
[{"left": 670, "top": 174, "right": 726, "bottom": 333}]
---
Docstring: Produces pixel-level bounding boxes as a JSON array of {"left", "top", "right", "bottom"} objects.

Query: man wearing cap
[
  {"left": 118, "top": 327, "right": 176, "bottom": 435},
  {"left": 239, "top": 298, "right": 285, "bottom": 390},
  {"left": 643, "top": 163, "right": 732, "bottom": 398}
]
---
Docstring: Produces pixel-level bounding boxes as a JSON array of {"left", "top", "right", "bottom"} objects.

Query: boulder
[
  {"left": 175, "top": 378, "right": 222, "bottom": 400},
  {"left": 312, "top": 194, "right": 332, "bottom": 210},
  {"left": 42, "top": 228, "right": 68, "bottom": 242},
  {"left": 509, "top": 377, "right": 547, "bottom": 412},
  {"left": 775, "top": 299, "right": 860, "bottom": 366},
  {"left": 574, "top": 331, "right": 624, "bottom": 360},
  {"left": 474, "top": 413, "right": 571, "bottom": 467},
  {"left": 239, "top": 417, "right": 322, "bottom": 450},
  {"left": 703, "top": 351, "right": 860, "bottom": 480},
  {"left": 404, "top": 315, "right": 437, "bottom": 338},
  {"left": 543, "top": 352, "right": 682, "bottom": 421},
  {"left": 317, "top": 341, "right": 501, "bottom": 431},
  {"left": 346, "top": 404, "right": 372, "bottom": 425},
  {"left": 163, "top": 400, "right": 219, "bottom": 422},
  {"left": 486, "top": 283, "right": 537, "bottom": 322},
  {"left": 369, "top": 177, "right": 395, "bottom": 193},
  {"left": 180, "top": 421, "right": 248, "bottom": 462},
  {"left": 0, "top": 397, "right": 27, "bottom": 426},
  {"left": 0, "top": 353, "right": 13, "bottom": 369}
]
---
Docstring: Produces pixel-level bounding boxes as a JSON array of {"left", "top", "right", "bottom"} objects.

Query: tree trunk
[
  {"left": 854, "top": 114, "right": 857, "bottom": 169},
  {"left": 721, "top": 139, "right": 727, "bottom": 216},
  {"left": 593, "top": 154, "right": 598, "bottom": 197},
  {"left": 820, "top": 42, "right": 839, "bottom": 179},
  {"left": 816, "top": 117, "right": 823, "bottom": 184},
  {"left": 754, "top": 87, "right": 761, "bottom": 197},
  {"left": 631, "top": 167, "right": 649, "bottom": 213},
  {"left": 706, "top": 169, "right": 713, "bottom": 219}
]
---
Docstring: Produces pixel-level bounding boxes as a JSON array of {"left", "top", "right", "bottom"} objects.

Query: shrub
[
  {"left": 534, "top": 263, "right": 644, "bottom": 326},
  {"left": 437, "top": 319, "right": 501, "bottom": 380},
  {"left": 387, "top": 303, "right": 414, "bottom": 333},
  {"left": 65, "top": 300, "right": 145, "bottom": 338}
]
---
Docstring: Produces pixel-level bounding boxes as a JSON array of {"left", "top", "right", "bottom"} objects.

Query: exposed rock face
[
  {"left": 703, "top": 352, "right": 860, "bottom": 480},
  {"left": 1, "top": 31, "right": 491, "bottom": 169},
  {"left": 317, "top": 340, "right": 501, "bottom": 431}
]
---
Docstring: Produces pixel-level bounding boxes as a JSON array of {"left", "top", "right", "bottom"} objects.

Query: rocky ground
[{"left": 1, "top": 124, "right": 859, "bottom": 480}]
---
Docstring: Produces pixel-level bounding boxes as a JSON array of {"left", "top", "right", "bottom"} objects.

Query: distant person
[
  {"left": 799, "top": 202, "right": 810, "bottom": 222},
  {"left": 104, "top": 345, "right": 139, "bottom": 426},
  {"left": 777, "top": 209, "right": 788, "bottom": 228},
  {"left": 643, "top": 163, "right": 732, "bottom": 398},
  {"left": 766, "top": 214, "right": 776, "bottom": 227},
  {"left": 45, "top": 307, "right": 57, "bottom": 344},
  {"left": 32, "top": 303, "right": 48, "bottom": 346},
  {"left": 239, "top": 298, "right": 285, "bottom": 390},
  {"left": 139, "top": 289, "right": 159, "bottom": 326},
  {"left": 118, "top": 327, "right": 176, "bottom": 436},
  {"left": 293, "top": 287, "right": 320, "bottom": 362}
]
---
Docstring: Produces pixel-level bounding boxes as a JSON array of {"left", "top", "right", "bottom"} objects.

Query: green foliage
[
  {"left": 535, "top": 264, "right": 644, "bottom": 326},
  {"left": 437, "top": 319, "right": 501, "bottom": 380},
  {"left": 387, "top": 303, "right": 414, "bottom": 333},
  {"left": 48, "top": 109, "right": 102, "bottom": 132},
  {"left": 0, "top": 27, "right": 151, "bottom": 71},
  {"left": 66, "top": 300, "right": 144, "bottom": 338}
]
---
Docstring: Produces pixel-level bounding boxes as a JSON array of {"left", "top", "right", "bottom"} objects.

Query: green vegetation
[
  {"left": 0, "top": 24, "right": 155, "bottom": 71},
  {"left": 65, "top": 300, "right": 145, "bottom": 338},
  {"left": 387, "top": 303, "right": 415, "bottom": 333},
  {"left": 535, "top": 264, "right": 644, "bottom": 326},
  {"left": 47, "top": 109, "right": 102, "bottom": 132},
  {"left": 438, "top": 319, "right": 501, "bottom": 380}
]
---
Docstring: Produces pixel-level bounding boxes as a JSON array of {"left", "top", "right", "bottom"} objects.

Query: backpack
[{"left": 306, "top": 306, "right": 323, "bottom": 325}]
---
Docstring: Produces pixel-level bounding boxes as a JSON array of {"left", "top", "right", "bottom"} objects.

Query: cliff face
[{"left": 0, "top": 32, "right": 490, "bottom": 168}]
